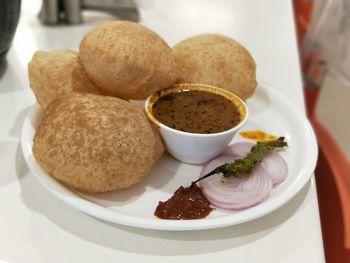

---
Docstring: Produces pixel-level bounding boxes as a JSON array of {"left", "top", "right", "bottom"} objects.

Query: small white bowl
[{"left": 145, "top": 84, "right": 249, "bottom": 164}]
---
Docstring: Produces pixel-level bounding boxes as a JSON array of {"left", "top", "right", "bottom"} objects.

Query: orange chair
[{"left": 303, "top": 83, "right": 350, "bottom": 262}]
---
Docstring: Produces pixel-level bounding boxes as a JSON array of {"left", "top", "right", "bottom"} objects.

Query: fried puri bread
[
  {"left": 28, "top": 49, "right": 101, "bottom": 108},
  {"left": 79, "top": 21, "right": 177, "bottom": 100},
  {"left": 173, "top": 34, "right": 257, "bottom": 100},
  {"left": 33, "top": 93, "right": 164, "bottom": 193}
]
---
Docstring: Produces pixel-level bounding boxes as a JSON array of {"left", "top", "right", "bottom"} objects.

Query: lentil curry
[{"left": 152, "top": 90, "right": 241, "bottom": 134}]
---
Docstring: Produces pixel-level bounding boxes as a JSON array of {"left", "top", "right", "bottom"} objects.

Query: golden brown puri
[
  {"left": 79, "top": 21, "right": 178, "bottom": 100},
  {"left": 173, "top": 34, "right": 257, "bottom": 100},
  {"left": 28, "top": 49, "right": 101, "bottom": 108},
  {"left": 33, "top": 93, "right": 164, "bottom": 193}
]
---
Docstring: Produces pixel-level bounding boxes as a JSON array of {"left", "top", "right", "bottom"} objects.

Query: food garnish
[
  {"left": 155, "top": 136, "right": 288, "bottom": 217},
  {"left": 221, "top": 142, "right": 288, "bottom": 185},
  {"left": 199, "top": 161, "right": 273, "bottom": 210},
  {"left": 239, "top": 130, "right": 279, "bottom": 142},
  {"left": 197, "top": 138, "right": 288, "bottom": 210},
  {"left": 192, "top": 137, "right": 287, "bottom": 184}
]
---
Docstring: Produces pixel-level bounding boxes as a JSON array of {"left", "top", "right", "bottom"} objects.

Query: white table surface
[{"left": 0, "top": 0, "right": 325, "bottom": 262}]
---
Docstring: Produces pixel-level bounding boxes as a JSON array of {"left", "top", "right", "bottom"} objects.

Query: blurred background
[
  {"left": 1, "top": 0, "right": 349, "bottom": 262},
  {"left": 294, "top": 1, "right": 350, "bottom": 262}
]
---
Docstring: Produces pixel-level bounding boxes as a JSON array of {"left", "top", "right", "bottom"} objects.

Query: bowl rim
[{"left": 144, "top": 83, "right": 249, "bottom": 138}]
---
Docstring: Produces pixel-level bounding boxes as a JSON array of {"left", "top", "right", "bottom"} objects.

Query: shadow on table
[
  {"left": 0, "top": 59, "right": 7, "bottom": 80},
  {"left": 15, "top": 142, "right": 308, "bottom": 256}
]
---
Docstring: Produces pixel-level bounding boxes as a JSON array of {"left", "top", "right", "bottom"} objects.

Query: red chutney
[{"left": 154, "top": 184, "right": 213, "bottom": 220}]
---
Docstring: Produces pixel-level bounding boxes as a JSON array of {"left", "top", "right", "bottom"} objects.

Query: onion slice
[
  {"left": 200, "top": 155, "right": 237, "bottom": 175},
  {"left": 222, "top": 142, "right": 288, "bottom": 185},
  {"left": 198, "top": 141, "right": 288, "bottom": 210},
  {"left": 260, "top": 152, "right": 288, "bottom": 185},
  {"left": 199, "top": 157, "right": 273, "bottom": 210},
  {"left": 221, "top": 142, "right": 255, "bottom": 157}
]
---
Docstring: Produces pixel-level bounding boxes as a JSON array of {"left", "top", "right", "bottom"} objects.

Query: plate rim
[{"left": 21, "top": 83, "right": 318, "bottom": 231}]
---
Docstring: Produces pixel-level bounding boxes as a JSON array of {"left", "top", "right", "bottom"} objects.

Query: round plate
[{"left": 21, "top": 84, "right": 318, "bottom": 231}]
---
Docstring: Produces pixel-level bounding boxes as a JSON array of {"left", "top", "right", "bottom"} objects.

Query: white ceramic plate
[{"left": 21, "top": 84, "right": 318, "bottom": 231}]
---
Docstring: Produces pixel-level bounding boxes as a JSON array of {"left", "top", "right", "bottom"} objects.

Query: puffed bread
[
  {"left": 79, "top": 21, "right": 178, "bottom": 100},
  {"left": 28, "top": 49, "right": 101, "bottom": 108},
  {"left": 33, "top": 93, "right": 164, "bottom": 193},
  {"left": 173, "top": 34, "right": 257, "bottom": 100}
]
